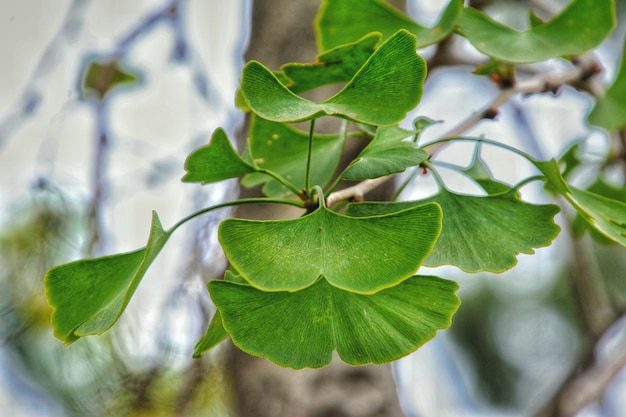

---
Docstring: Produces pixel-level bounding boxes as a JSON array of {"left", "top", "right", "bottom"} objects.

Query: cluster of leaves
[{"left": 44, "top": 0, "right": 626, "bottom": 369}]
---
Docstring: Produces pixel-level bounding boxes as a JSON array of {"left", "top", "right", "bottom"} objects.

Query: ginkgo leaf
[
  {"left": 208, "top": 275, "right": 460, "bottom": 369},
  {"left": 45, "top": 212, "right": 172, "bottom": 344},
  {"left": 535, "top": 159, "right": 626, "bottom": 246},
  {"left": 462, "top": 144, "right": 512, "bottom": 195},
  {"left": 280, "top": 33, "right": 381, "bottom": 94},
  {"left": 571, "top": 179, "right": 626, "bottom": 244},
  {"left": 528, "top": 10, "right": 545, "bottom": 28},
  {"left": 321, "top": 30, "right": 425, "bottom": 125},
  {"left": 240, "top": 30, "right": 425, "bottom": 126},
  {"left": 193, "top": 270, "right": 254, "bottom": 357},
  {"left": 182, "top": 128, "right": 256, "bottom": 184},
  {"left": 241, "top": 116, "right": 345, "bottom": 197},
  {"left": 219, "top": 202, "right": 442, "bottom": 294},
  {"left": 346, "top": 189, "right": 561, "bottom": 273},
  {"left": 588, "top": 33, "right": 626, "bottom": 130},
  {"left": 241, "top": 61, "right": 324, "bottom": 122},
  {"left": 568, "top": 188, "right": 626, "bottom": 245},
  {"left": 459, "top": 0, "right": 616, "bottom": 63},
  {"left": 193, "top": 310, "right": 228, "bottom": 358},
  {"left": 315, "top": 0, "right": 463, "bottom": 51},
  {"left": 342, "top": 126, "right": 428, "bottom": 180},
  {"left": 555, "top": 141, "right": 585, "bottom": 184},
  {"left": 82, "top": 59, "right": 139, "bottom": 100}
]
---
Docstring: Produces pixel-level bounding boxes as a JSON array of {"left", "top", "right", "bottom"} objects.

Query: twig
[
  {"left": 559, "top": 343, "right": 626, "bottom": 416},
  {"left": 534, "top": 314, "right": 626, "bottom": 417},
  {"left": 325, "top": 55, "right": 602, "bottom": 206},
  {"left": 570, "top": 234, "right": 616, "bottom": 337},
  {"left": 426, "top": 54, "right": 602, "bottom": 156},
  {"left": 326, "top": 176, "right": 391, "bottom": 207},
  {"left": 85, "top": 102, "right": 109, "bottom": 256}
]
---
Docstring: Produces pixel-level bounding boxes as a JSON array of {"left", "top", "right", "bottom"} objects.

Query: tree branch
[
  {"left": 426, "top": 54, "right": 603, "bottom": 156},
  {"left": 325, "top": 55, "right": 603, "bottom": 207},
  {"left": 86, "top": 102, "right": 109, "bottom": 256},
  {"left": 534, "top": 314, "right": 626, "bottom": 417},
  {"left": 326, "top": 176, "right": 392, "bottom": 207}
]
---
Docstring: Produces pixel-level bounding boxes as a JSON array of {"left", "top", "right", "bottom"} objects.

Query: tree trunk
[{"left": 229, "top": 1, "right": 408, "bottom": 416}]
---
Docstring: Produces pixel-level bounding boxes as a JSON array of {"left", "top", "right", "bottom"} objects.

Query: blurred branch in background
[
  {"left": 0, "top": 0, "right": 248, "bottom": 415},
  {"left": 1, "top": 0, "right": 626, "bottom": 416},
  {"left": 0, "top": 0, "right": 91, "bottom": 151}
]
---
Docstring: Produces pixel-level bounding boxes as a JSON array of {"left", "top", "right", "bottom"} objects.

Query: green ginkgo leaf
[
  {"left": 459, "top": 0, "right": 616, "bottom": 63},
  {"left": 462, "top": 144, "right": 512, "bottom": 195},
  {"left": 535, "top": 159, "right": 626, "bottom": 246},
  {"left": 241, "top": 61, "right": 324, "bottom": 122},
  {"left": 193, "top": 270, "right": 253, "bottom": 357},
  {"left": 45, "top": 212, "right": 172, "bottom": 344},
  {"left": 571, "top": 179, "right": 626, "bottom": 244},
  {"left": 82, "top": 59, "right": 139, "bottom": 100},
  {"left": 346, "top": 189, "right": 561, "bottom": 273},
  {"left": 193, "top": 310, "right": 228, "bottom": 358},
  {"left": 182, "top": 128, "right": 256, "bottom": 184},
  {"left": 588, "top": 33, "right": 626, "bottom": 130},
  {"left": 280, "top": 33, "right": 381, "bottom": 94},
  {"left": 528, "top": 10, "right": 545, "bottom": 28},
  {"left": 315, "top": 0, "right": 463, "bottom": 51},
  {"left": 568, "top": 188, "right": 626, "bottom": 245},
  {"left": 241, "top": 116, "right": 345, "bottom": 197},
  {"left": 219, "top": 201, "right": 442, "bottom": 294},
  {"left": 240, "top": 30, "right": 425, "bottom": 126},
  {"left": 555, "top": 141, "right": 585, "bottom": 184},
  {"left": 208, "top": 275, "right": 460, "bottom": 368},
  {"left": 342, "top": 126, "right": 428, "bottom": 180}
]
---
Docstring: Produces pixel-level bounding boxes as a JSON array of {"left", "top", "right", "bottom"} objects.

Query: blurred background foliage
[{"left": 1, "top": 0, "right": 626, "bottom": 416}]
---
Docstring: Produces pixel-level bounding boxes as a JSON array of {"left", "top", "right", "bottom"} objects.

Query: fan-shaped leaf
[
  {"left": 209, "top": 275, "right": 460, "bottom": 368},
  {"left": 462, "top": 144, "right": 512, "bottom": 195},
  {"left": 588, "top": 33, "right": 626, "bottom": 130},
  {"left": 536, "top": 159, "right": 626, "bottom": 246},
  {"left": 568, "top": 187, "right": 626, "bottom": 245},
  {"left": 241, "top": 116, "right": 345, "bottom": 197},
  {"left": 315, "top": 0, "right": 463, "bottom": 51},
  {"left": 459, "top": 0, "right": 616, "bottom": 63},
  {"left": 45, "top": 212, "right": 172, "bottom": 344},
  {"left": 240, "top": 60, "right": 325, "bottom": 123},
  {"left": 82, "top": 59, "right": 139, "bottom": 100},
  {"left": 240, "top": 30, "right": 425, "bottom": 126},
  {"left": 281, "top": 33, "right": 381, "bottom": 94},
  {"left": 193, "top": 310, "right": 228, "bottom": 358},
  {"left": 182, "top": 128, "right": 256, "bottom": 184},
  {"left": 572, "top": 179, "right": 626, "bottom": 244},
  {"left": 342, "top": 126, "right": 428, "bottom": 180},
  {"left": 346, "top": 190, "right": 561, "bottom": 273},
  {"left": 322, "top": 29, "right": 425, "bottom": 125},
  {"left": 219, "top": 202, "right": 442, "bottom": 294}
]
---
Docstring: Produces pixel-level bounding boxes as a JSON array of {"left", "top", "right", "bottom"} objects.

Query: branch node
[{"left": 482, "top": 108, "right": 499, "bottom": 120}]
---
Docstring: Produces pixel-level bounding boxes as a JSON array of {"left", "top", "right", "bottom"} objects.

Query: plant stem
[
  {"left": 324, "top": 176, "right": 343, "bottom": 199},
  {"left": 324, "top": 120, "right": 351, "bottom": 197},
  {"left": 392, "top": 167, "right": 421, "bottom": 201},
  {"left": 170, "top": 197, "right": 305, "bottom": 233},
  {"left": 312, "top": 185, "right": 325, "bottom": 208},
  {"left": 422, "top": 161, "right": 446, "bottom": 190},
  {"left": 428, "top": 54, "right": 603, "bottom": 157},
  {"left": 425, "top": 136, "right": 539, "bottom": 165},
  {"left": 305, "top": 118, "right": 316, "bottom": 196},
  {"left": 257, "top": 168, "right": 307, "bottom": 199},
  {"left": 430, "top": 159, "right": 545, "bottom": 191},
  {"left": 326, "top": 176, "right": 391, "bottom": 207}
]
